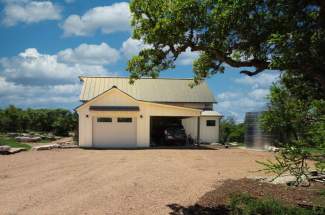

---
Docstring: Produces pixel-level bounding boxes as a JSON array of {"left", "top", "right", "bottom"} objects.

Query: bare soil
[
  {"left": 0, "top": 148, "right": 273, "bottom": 215},
  {"left": 168, "top": 179, "right": 325, "bottom": 215},
  {"left": 197, "top": 178, "right": 325, "bottom": 208}
]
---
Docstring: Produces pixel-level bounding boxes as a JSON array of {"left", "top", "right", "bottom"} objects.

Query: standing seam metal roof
[{"left": 79, "top": 77, "right": 216, "bottom": 103}]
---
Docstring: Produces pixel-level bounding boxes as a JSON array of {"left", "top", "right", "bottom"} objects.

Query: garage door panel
[{"left": 92, "top": 117, "right": 137, "bottom": 148}]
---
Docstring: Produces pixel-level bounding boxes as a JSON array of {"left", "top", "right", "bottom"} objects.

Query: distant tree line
[
  {"left": 219, "top": 118, "right": 245, "bottom": 144},
  {"left": 0, "top": 105, "right": 78, "bottom": 137}
]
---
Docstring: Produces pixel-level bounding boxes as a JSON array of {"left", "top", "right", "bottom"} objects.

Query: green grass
[
  {"left": 303, "top": 147, "right": 325, "bottom": 156},
  {"left": 230, "top": 193, "right": 325, "bottom": 215},
  {"left": 0, "top": 135, "right": 32, "bottom": 150}
]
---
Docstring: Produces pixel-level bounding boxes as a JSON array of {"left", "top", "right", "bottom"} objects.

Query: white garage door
[{"left": 92, "top": 117, "right": 137, "bottom": 148}]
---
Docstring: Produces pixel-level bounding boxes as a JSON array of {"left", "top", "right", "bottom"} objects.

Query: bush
[{"left": 229, "top": 193, "right": 324, "bottom": 215}]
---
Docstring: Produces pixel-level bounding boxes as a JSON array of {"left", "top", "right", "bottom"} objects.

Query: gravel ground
[{"left": 0, "top": 148, "right": 273, "bottom": 215}]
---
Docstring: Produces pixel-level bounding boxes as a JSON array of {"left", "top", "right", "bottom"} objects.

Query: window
[
  {"left": 206, "top": 120, "right": 216, "bottom": 127},
  {"left": 97, "top": 117, "right": 112, "bottom": 123},
  {"left": 118, "top": 117, "right": 132, "bottom": 123}
]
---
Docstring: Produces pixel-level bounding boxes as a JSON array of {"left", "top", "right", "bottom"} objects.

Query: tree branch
[
  {"left": 190, "top": 45, "right": 270, "bottom": 70},
  {"left": 240, "top": 68, "right": 265, "bottom": 76}
]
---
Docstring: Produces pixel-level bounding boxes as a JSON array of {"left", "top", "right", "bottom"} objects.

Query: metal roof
[
  {"left": 79, "top": 76, "right": 216, "bottom": 103},
  {"left": 201, "top": 111, "right": 223, "bottom": 117}
]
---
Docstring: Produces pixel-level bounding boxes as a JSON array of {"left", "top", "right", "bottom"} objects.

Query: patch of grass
[
  {"left": 230, "top": 193, "right": 325, "bottom": 215},
  {"left": 303, "top": 147, "right": 325, "bottom": 156},
  {"left": 0, "top": 135, "right": 31, "bottom": 150}
]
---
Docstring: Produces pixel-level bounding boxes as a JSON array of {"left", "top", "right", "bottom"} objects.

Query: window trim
[
  {"left": 206, "top": 120, "right": 216, "bottom": 127},
  {"left": 117, "top": 117, "right": 133, "bottom": 123}
]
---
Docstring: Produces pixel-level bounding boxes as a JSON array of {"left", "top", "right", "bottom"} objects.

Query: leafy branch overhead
[{"left": 127, "top": 0, "right": 325, "bottom": 88}]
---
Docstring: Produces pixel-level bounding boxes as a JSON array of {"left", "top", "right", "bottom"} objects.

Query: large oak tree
[{"left": 127, "top": 0, "right": 325, "bottom": 89}]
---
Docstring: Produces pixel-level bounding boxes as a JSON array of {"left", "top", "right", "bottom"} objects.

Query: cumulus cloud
[
  {"left": 2, "top": 0, "right": 61, "bottom": 26},
  {"left": 176, "top": 48, "right": 200, "bottom": 66},
  {"left": 0, "top": 42, "right": 120, "bottom": 86},
  {"left": 0, "top": 42, "right": 122, "bottom": 108},
  {"left": 121, "top": 38, "right": 199, "bottom": 66},
  {"left": 0, "top": 48, "right": 106, "bottom": 85},
  {"left": 234, "top": 72, "right": 279, "bottom": 89},
  {"left": 0, "top": 76, "right": 81, "bottom": 108},
  {"left": 57, "top": 43, "right": 119, "bottom": 65},
  {"left": 216, "top": 71, "right": 280, "bottom": 121},
  {"left": 61, "top": 2, "right": 130, "bottom": 36},
  {"left": 120, "top": 37, "right": 151, "bottom": 58}
]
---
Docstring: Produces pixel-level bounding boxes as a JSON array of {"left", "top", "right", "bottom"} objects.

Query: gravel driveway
[{"left": 0, "top": 148, "right": 273, "bottom": 215}]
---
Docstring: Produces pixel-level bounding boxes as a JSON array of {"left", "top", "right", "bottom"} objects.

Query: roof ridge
[{"left": 79, "top": 76, "right": 194, "bottom": 80}]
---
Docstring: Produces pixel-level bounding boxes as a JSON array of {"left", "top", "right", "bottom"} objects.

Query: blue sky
[{"left": 0, "top": 0, "right": 279, "bottom": 121}]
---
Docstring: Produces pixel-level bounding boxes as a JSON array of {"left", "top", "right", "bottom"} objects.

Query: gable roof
[{"left": 79, "top": 76, "right": 216, "bottom": 103}]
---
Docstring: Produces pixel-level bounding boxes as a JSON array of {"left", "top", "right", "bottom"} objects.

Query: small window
[
  {"left": 97, "top": 117, "right": 112, "bottom": 123},
  {"left": 117, "top": 117, "right": 132, "bottom": 123},
  {"left": 206, "top": 120, "right": 216, "bottom": 127}
]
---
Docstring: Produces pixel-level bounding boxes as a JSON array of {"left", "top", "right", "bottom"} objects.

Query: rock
[
  {"left": 15, "top": 136, "right": 41, "bottom": 142},
  {"left": 229, "top": 142, "right": 239, "bottom": 146},
  {"left": 265, "top": 145, "right": 280, "bottom": 152},
  {"left": 9, "top": 148, "right": 27, "bottom": 154},
  {"left": 0, "top": 145, "right": 11, "bottom": 152},
  {"left": 7, "top": 132, "right": 19, "bottom": 137},
  {"left": 33, "top": 144, "right": 60, "bottom": 151}
]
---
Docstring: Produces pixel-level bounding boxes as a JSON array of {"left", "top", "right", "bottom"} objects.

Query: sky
[{"left": 0, "top": 0, "right": 280, "bottom": 122}]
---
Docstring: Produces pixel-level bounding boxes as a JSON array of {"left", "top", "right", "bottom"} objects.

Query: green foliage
[
  {"left": 220, "top": 117, "right": 245, "bottom": 144},
  {"left": 257, "top": 145, "right": 310, "bottom": 186},
  {"left": 0, "top": 105, "right": 77, "bottom": 137},
  {"left": 229, "top": 193, "right": 324, "bottom": 215},
  {"left": 261, "top": 73, "right": 325, "bottom": 147},
  {"left": 0, "top": 135, "right": 31, "bottom": 150},
  {"left": 128, "top": 0, "right": 325, "bottom": 88},
  {"left": 260, "top": 73, "right": 325, "bottom": 184}
]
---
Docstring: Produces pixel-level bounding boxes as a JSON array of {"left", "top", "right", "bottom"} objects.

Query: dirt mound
[{"left": 197, "top": 178, "right": 325, "bottom": 208}]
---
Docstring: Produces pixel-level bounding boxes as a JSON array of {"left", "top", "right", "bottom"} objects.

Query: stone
[
  {"left": 7, "top": 133, "right": 19, "bottom": 137},
  {"left": 33, "top": 144, "right": 60, "bottom": 151},
  {"left": 265, "top": 145, "right": 280, "bottom": 152},
  {"left": 9, "top": 148, "right": 27, "bottom": 154},
  {"left": 15, "top": 136, "right": 41, "bottom": 142},
  {"left": 0, "top": 145, "right": 11, "bottom": 152}
]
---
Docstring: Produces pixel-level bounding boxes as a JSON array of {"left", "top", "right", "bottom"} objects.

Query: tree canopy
[
  {"left": 128, "top": 0, "right": 325, "bottom": 88},
  {"left": 260, "top": 72, "right": 325, "bottom": 184},
  {"left": 0, "top": 105, "right": 77, "bottom": 136}
]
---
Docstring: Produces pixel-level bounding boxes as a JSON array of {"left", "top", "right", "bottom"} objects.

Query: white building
[{"left": 76, "top": 77, "right": 222, "bottom": 148}]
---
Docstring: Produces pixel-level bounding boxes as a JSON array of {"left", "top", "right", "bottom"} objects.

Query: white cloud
[
  {"left": 249, "top": 88, "right": 269, "bottom": 100},
  {"left": 61, "top": 2, "right": 130, "bottom": 36},
  {"left": 2, "top": 1, "right": 61, "bottom": 26},
  {"left": 0, "top": 76, "right": 81, "bottom": 108},
  {"left": 0, "top": 43, "right": 120, "bottom": 86},
  {"left": 57, "top": 43, "right": 119, "bottom": 65},
  {"left": 215, "top": 72, "right": 279, "bottom": 121},
  {"left": 176, "top": 48, "right": 200, "bottom": 66},
  {"left": 121, "top": 38, "right": 200, "bottom": 66},
  {"left": 235, "top": 72, "right": 279, "bottom": 89},
  {"left": 121, "top": 37, "right": 151, "bottom": 58}
]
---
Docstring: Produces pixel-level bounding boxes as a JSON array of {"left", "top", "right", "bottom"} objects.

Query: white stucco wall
[
  {"left": 77, "top": 88, "right": 201, "bottom": 148},
  {"left": 182, "top": 116, "right": 221, "bottom": 143}
]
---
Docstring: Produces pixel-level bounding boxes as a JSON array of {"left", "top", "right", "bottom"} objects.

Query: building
[{"left": 76, "top": 77, "right": 222, "bottom": 148}]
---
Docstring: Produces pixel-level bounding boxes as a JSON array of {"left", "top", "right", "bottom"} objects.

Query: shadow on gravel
[
  {"left": 167, "top": 203, "right": 229, "bottom": 215},
  {"left": 81, "top": 145, "right": 221, "bottom": 150}
]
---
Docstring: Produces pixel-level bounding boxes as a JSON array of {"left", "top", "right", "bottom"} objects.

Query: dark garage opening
[{"left": 150, "top": 116, "right": 190, "bottom": 147}]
